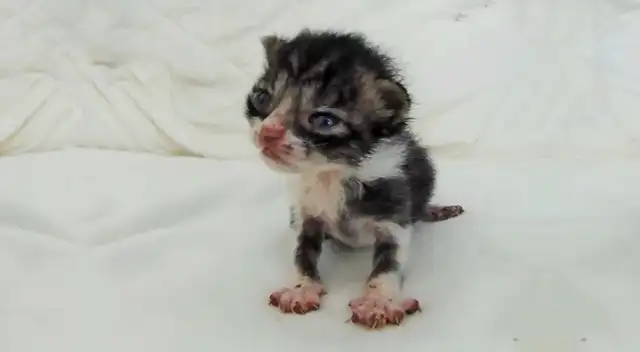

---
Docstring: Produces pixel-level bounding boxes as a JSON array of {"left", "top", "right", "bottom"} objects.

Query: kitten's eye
[
  {"left": 252, "top": 89, "right": 272, "bottom": 109},
  {"left": 308, "top": 112, "right": 340, "bottom": 130}
]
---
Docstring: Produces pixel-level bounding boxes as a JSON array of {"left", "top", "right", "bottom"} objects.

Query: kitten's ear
[
  {"left": 260, "top": 35, "right": 286, "bottom": 65},
  {"left": 376, "top": 79, "right": 412, "bottom": 123}
]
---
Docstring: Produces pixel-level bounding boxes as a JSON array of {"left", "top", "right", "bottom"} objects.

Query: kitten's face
[{"left": 244, "top": 30, "right": 411, "bottom": 173}]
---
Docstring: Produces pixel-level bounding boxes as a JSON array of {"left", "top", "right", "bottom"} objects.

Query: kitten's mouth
[{"left": 261, "top": 147, "right": 292, "bottom": 166}]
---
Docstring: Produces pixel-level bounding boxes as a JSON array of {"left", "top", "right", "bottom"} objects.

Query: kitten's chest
[{"left": 291, "top": 170, "right": 349, "bottom": 224}]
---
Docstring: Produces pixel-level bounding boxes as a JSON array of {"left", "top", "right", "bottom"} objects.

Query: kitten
[{"left": 243, "top": 29, "right": 464, "bottom": 329}]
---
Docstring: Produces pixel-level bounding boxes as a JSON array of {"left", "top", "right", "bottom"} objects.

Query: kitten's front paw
[
  {"left": 268, "top": 281, "right": 325, "bottom": 314},
  {"left": 348, "top": 290, "right": 421, "bottom": 329}
]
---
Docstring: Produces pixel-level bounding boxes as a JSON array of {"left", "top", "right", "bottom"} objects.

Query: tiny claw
[
  {"left": 372, "top": 316, "right": 385, "bottom": 330},
  {"left": 387, "top": 310, "right": 405, "bottom": 325},
  {"left": 391, "top": 315, "right": 403, "bottom": 325}
]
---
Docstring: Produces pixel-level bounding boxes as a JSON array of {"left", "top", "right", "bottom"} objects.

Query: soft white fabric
[
  {"left": 1, "top": 0, "right": 639, "bottom": 158},
  {"left": 2, "top": 1, "right": 640, "bottom": 351},
  {"left": 0, "top": 149, "right": 638, "bottom": 352}
]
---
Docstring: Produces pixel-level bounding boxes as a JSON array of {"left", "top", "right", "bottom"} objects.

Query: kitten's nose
[{"left": 258, "top": 124, "right": 285, "bottom": 147}]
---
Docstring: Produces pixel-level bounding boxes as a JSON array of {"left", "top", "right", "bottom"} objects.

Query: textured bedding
[
  {"left": 0, "top": 0, "right": 639, "bottom": 351},
  {"left": 0, "top": 150, "right": 638, "bottom": 352},
  {"left": 1, "top": 0, "right": 639, "bottom": 157}
]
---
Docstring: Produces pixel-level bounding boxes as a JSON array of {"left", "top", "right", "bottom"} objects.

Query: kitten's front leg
[
  {"left": 269, "top": 216, "right": 326, "bottom": 314},
  {"left": 348, "top": 222, "right": 420, "bottom": 329}
]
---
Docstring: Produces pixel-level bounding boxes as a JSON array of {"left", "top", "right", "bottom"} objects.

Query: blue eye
[{"left": 309, "top": 112, "right": 339, "bottom": 129}]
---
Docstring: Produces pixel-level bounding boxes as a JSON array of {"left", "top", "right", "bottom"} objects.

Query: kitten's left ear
[
  {"left": 260, "top": 34, "right": 286, "bottom": 66},
  {"left": 375, "top": 79, "right": 412, "bottom": 123}
]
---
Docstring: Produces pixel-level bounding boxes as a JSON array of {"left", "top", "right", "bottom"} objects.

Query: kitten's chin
[{"left": 259, "top": 152, "right": 301, "bottom": 174}]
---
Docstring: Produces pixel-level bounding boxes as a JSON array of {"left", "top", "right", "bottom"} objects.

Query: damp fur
[{"left": 244, "top": 29, "right": 464, "bottom": 328}]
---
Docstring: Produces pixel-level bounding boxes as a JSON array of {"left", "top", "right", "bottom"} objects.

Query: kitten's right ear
[
  {"left": 375, "top": 78, "right": 412, "bottom": 121},
  {"left": 260, "top": 35, "right": 286, "bottom": 66}
]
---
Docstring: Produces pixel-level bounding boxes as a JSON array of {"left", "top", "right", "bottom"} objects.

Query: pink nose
[{"left": 258, "top": 124, "right": 285, "bottom": 147}]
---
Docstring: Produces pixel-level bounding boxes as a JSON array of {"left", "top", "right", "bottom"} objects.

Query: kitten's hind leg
[{"left": 423, "top": 204, "right": 464, "bottom": 222}]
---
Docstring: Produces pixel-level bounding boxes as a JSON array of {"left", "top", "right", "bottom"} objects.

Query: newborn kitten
[{"left": 244, "top": 29, "right": 464, "bottom": 329}]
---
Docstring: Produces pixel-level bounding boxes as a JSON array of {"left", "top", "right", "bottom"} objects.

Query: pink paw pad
[
  {"left": 268, "top": 282, "right": 325, "bottom": 315},
  {"left": 348, "top": 294, "right": 421, "bottom": 329}
]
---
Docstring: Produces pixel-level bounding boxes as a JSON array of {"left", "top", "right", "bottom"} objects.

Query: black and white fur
[{"left": 243, "top": 29, "right": 463, "bottom": 328}]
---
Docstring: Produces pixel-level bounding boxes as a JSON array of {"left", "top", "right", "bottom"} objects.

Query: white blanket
[
  {"left": 0, "top": 150, "right": 638, "bottom": 351},
  {"left": 1, "top": 0, "right": 640, "bottom": 351},
  {"left": 1, "top": 0, "right": 639, "bottom": 158}
]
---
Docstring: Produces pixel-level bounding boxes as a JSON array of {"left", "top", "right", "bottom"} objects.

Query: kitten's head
[{"left": 244, "top": 29, "right": 412, "bottom": 173}]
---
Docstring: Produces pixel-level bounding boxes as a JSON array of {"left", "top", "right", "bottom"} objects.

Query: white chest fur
[{"left": 290, "top": 169, "right": 348, "bottom": 224}]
